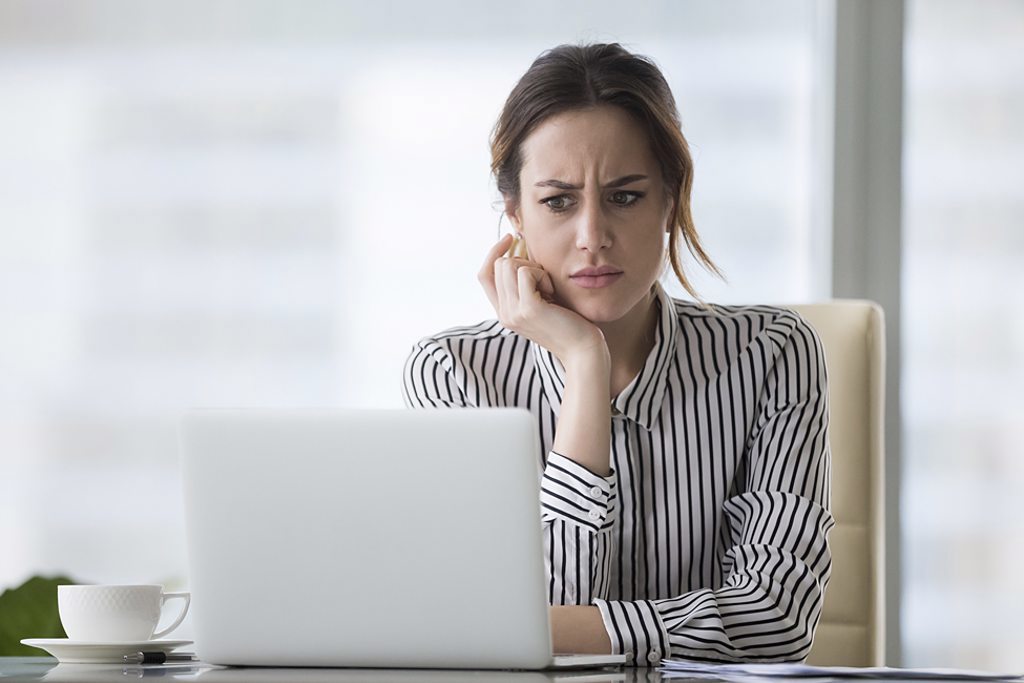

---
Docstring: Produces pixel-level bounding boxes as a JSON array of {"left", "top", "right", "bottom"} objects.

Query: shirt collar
[{"left": 531, "top": 281, "right": 679, "bottom": 431}]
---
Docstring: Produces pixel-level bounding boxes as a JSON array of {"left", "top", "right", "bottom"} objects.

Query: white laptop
[{"left": 179, "top": 408, "right": 627, "bottom": 671}]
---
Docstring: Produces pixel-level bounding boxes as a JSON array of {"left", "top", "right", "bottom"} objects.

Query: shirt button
[
  {"left": 590, "top": 486, "right": 602, "bottom": 497},
  {"left": 647, "top": 650, "right": 661, "bottom": 663},
  {"left": 588, "top": 509, "right": 601, "bottom": 520}
]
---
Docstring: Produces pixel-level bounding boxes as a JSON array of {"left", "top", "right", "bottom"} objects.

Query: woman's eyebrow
[{"left": 534, "top": 174, "right": 648, "bottom": 190}]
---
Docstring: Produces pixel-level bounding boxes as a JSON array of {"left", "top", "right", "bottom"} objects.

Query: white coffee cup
[{"left": 58, "top": 584, "right": 191, "bottom": 642}]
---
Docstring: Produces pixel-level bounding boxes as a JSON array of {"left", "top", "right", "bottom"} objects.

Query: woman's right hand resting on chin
[
  {"left": 478, "top": 233, "right": 613, "bottom": 478},
  {"left": 478, "top": 234, "right": 609, "bottom": 368}
]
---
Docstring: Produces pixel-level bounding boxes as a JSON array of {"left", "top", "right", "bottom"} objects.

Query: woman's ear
[{"left": 503, "top": 199, "right": 522, "bottom": 233}]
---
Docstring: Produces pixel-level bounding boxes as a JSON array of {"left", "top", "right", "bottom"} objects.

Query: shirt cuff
[
  {"left": 539, "top": 450, "right": 616, "bottom": 532},
  {"left": 593, "top": 598, "right": 670, "bottom": 667}
]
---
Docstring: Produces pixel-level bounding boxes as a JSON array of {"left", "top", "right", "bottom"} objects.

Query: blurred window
[{"left": 902, "top": 0, "right": 1024, "bottom": 670}]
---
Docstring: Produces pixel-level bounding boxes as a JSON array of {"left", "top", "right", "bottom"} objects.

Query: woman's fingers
[
  {"left": 480, "top": 234, "right": 514, "bottom": 277},
  {"left": 496, "top": 257, "right": 522, "bottom": 318},
  {"left": 478, "top": 234, "right": 514, "bottom": 310},
  {"left": 479, "top": 234, "right": 554, "bottom": 328},
  {"left": 516, "top": 265, "right": 549, "bottom": 306},
  {"left": 537, "top": 269, "right": 556, "bottom": 301}
]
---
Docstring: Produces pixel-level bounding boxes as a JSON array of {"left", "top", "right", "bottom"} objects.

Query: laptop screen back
[{"left": 180, "top": 408, "right": 552, "bottom": 669}]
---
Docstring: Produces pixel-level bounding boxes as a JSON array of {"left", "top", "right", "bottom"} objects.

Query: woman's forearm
[{"left": 552, "top": 351, "right": 612, "bottom": 477}]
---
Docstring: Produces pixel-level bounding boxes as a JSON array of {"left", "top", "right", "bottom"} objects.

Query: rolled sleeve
[
  {"left": 540, "top": 450, "right": 617, "bottom": 532},
  {"left": 593, "top": 598, "right": 671, "bottom": 667}
]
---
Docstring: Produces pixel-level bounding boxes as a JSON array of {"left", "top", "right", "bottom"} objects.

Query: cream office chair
[{"left": 789, "top": 301, "right": 886, "bottom": 666}]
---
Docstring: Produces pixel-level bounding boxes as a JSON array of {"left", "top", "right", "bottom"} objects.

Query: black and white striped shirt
[{"left": 401, "top": 282, "right": 834, "bottom": 665}]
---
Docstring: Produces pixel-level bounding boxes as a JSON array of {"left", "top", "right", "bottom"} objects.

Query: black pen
[{"left": 123, "top": 651, "right": 198, "bottom": 665}]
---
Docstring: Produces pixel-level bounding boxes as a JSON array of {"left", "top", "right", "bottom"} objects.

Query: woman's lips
[{"left": 570, "top": 272, "right": 624, "bottom": 289}]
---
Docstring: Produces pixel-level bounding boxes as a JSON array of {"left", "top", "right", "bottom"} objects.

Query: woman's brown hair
[{"left": 489, "top": 42, "right": 722, "bottom": 300}]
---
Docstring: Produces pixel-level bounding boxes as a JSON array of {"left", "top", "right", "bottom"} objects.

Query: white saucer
[{"left": 21, "top": 638, "right": 192, "bottom": 664}]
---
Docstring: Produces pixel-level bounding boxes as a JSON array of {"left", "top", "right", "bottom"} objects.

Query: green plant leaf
[{"left": 0, "top": 575, "right": 76, "bottom": 656}]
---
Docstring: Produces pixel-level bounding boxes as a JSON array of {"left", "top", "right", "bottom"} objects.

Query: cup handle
[{"left": 153, "top": 591, "right": 191, "bottom": 639}]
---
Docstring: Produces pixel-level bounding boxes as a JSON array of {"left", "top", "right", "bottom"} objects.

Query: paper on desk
[{"left": 658, "top": 660, "right": 1024, "bottom": 681}]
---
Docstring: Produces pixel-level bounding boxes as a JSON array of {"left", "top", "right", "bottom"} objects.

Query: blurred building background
[{"left": 0, "top": 0, "right": 1021, "bottom": 669}]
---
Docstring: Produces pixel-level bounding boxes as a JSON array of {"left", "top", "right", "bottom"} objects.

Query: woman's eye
[
  {"left": 611, "top": 190, "right": 644, "bottom": 207},
  {"left": 540, "top": 195, "right": 574, "bottom": 213},
  {"left": 540, "top": 191, "right": 644, "bottom": 213}
]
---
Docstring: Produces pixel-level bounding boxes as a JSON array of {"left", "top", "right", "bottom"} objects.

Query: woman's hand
[
  {"left": 482, "top": 235, "right": 613, "bottom": 477},
  {"left": 478, "top": 234, "right": 608, "bottom": 367}
]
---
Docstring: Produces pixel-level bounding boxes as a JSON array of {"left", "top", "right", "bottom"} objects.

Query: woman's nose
[{"left": 574, "top": 199, "right": 612, "bottom": 252}]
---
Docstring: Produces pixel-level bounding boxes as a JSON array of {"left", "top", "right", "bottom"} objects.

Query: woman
[{"left": 402, "top": 42, "right": 833, "bottom": 666}]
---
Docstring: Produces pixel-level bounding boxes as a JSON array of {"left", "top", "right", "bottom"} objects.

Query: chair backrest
[{"left": 789, "top": 301, "right": 886, "bottom": 666}]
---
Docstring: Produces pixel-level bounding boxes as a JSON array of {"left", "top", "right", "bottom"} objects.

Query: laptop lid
[{"left": 180, "top": 408, "right": 556, "bottom": 669}]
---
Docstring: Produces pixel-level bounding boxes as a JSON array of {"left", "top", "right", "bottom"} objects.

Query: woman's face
[{"left": 509, "top": 105, "right": 673, "bottom": 324}]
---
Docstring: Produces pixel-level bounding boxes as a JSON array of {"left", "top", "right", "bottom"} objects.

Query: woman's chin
[
  {"left": 557, "top": 280, "right": 657, "bottom": 325},
  {"left": 562, "top": 297, "right": 629, "bottom": 325}
]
